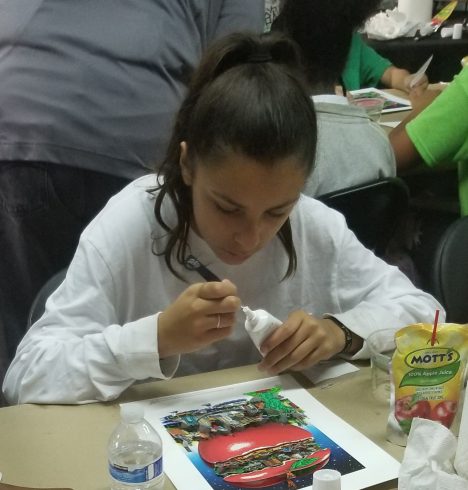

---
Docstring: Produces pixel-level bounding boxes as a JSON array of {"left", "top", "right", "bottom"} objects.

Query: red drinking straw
[{"left": 430, "top": 309, "right": 440, "bottom": 346}]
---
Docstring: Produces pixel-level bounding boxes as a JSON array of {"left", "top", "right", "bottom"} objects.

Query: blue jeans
[{"left": 0, "top": 162, "right": 130, "bottom": 388}]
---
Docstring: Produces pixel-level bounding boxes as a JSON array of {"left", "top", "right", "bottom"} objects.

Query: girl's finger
[
  {"left": 198, "top": 279, "right": 237, "bottom": 300},
  {"left": 207, "top": 312, "right": 236, "bottom": 330},
  {"left": 193, "top": 295, "right": 241, "bottom": 317}
]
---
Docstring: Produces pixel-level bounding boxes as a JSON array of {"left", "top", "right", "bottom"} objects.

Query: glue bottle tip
[{"left": 242, "top": 306, "right": 255, "bottom": 320}]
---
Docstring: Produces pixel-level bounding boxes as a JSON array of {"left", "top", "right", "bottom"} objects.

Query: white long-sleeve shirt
[{"left": 3, "top": 175, "right": 444, "bottom": 404}]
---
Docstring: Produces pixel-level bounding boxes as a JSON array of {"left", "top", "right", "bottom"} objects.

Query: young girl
[{"left": 3, "top": 32, "right": 443, "bottom": 404}]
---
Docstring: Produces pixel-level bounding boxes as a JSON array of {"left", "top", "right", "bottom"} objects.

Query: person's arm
[
  {"left": 255, "top": 207, "right": 444, "bottom": 374},
  {"left": 2, "top": 237, "right": 239, "bottom": 405},
  {"left": 321, "top": 213, "right": 444, "bottom": 360},
  {"left": 347, "top": 35, "right": 429, "bottom": 92},
  {"left": 381, "top": 66, "right": 429, "bottom": 93},
  {"left": 389, "top": 89, "right": 442, "bottom": 171},
  {"left": 343, "top": 34, "right": 393, "bottom": 91},
  {"left": 389, "top": 124, "right": 422, "bottom": 171},
  {"left": 2, "top": 241, "right": 175, "bottom": 405}
]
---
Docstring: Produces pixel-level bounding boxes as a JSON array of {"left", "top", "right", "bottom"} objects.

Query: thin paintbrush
[{"left": 184, "top": 255, "right": 222, "bottom": 282}]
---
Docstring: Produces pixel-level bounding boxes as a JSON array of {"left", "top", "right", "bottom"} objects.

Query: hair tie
[{"left": 247, "top": 48, "right": 273, "bottom": 64}]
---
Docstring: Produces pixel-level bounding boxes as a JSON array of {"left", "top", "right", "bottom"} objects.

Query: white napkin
[
  {"left": 398, "top": 418, "right": 468, "bottom": 490},
  {"left": 364, "top": 8, "right": 419, "bottom": 40},
  {"left": 455, "top": 387, "right": 468, "bottom": 479}
]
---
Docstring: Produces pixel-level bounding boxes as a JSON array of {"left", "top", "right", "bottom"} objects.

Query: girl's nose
[{"left": 233, "top": 220, "right": 262, "bottom": 252}]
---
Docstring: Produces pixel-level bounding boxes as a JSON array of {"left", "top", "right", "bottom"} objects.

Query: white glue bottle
[
  {"left": 108, "top": 404, "right": 164, "bottom": 490},
  {"left": 242, "top": 306, "right": 282, "bottom": 355}
]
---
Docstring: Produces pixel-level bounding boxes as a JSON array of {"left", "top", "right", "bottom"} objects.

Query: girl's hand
[
  {"left": 257, "top": 310, "right": 348, "bottom": 374},
  {"left": 158, "top": 279, "right": 241, "bottom": 358}
]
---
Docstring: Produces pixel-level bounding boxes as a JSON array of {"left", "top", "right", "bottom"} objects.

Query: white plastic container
[
  {"left": 108, "top": 405, "right": 164, "bottom": 490},
  {"left": 398, "top": 0, "right": 433, "bottom": 24},
  {"left": 452, "top": 23, "right": 463, "bottom": 40}
]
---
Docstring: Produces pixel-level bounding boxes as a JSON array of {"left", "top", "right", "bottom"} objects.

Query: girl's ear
[{"left": 179, "top": 141, "right": 192, "bottom": 186}]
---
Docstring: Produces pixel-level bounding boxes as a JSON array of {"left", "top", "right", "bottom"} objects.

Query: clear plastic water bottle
[{"left": 108, "top": 404, "right": 164, "bottom": 490}]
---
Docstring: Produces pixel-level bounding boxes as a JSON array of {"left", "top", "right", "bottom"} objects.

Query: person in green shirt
[
  {"left": 266, "top": 2, "right": 427, "bottom": 93},
  {"left": 390, "top": 67, "right": 468, "bottom": 214},
  {"left": 342, "top": 32, "right": 428, "bottom": 93}
]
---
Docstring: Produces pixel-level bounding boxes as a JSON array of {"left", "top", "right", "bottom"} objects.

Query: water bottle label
[{"left": 109, "top": 457, "right": 163, "bottom": 484}]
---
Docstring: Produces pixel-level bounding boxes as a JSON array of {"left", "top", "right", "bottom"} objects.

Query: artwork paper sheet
[
  {"left": 349, "top": 88, "right": 412, "bottom": 113},
  {"left": 379, "top": 120, "right": 400, "bottom": 129},
  {"left": 301, "top": 359, "right": 359, "bottom": 385},
  {"left": 123, "top": 375, "right": 399, "bottom": 490}
]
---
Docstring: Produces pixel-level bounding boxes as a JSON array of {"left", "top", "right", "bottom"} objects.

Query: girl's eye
[
  {"left": 267, "top": 209, "right": 289, "bottom": 219},
  {"left": 215, "top": 203, "right": 239, "bottom": 214},
  {"left": 268, "top": 211, "right": 287, "bottom": 219}
]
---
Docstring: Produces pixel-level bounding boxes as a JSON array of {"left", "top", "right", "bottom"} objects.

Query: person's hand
[
  {"left": 404, "top": 72, "right": 429, "bottom": 93},
  {"left": 334, "top": 85, "right": 344, "bottom": 97},
  {"left": 158, "top": 279, "right": 241, "bottom": 358},
  {"left": 408, "top": 87, "right": 442, "bottom": 113},
  {"left": 257, "top": 311, "right": 347, "bottom": 374}
]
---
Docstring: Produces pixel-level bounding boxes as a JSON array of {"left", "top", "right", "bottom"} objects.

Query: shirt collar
[{"left": 311, "top": 94, "right": 349, "bottom": 105}]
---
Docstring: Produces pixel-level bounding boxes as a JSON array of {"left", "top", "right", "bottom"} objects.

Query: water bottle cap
[
  {"left": 313, "top": 469, "right": 341, "bottom": 490},
  {"left": 120, "top": 404, "right": 144, "bottom": 423}
]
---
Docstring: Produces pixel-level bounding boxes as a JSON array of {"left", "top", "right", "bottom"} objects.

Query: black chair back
[
  {"left": 317, "top": 177, "right": 410, "bottom": 257},
  {"left": 430, "top": 216, "right": 468, "bottom": 323}
]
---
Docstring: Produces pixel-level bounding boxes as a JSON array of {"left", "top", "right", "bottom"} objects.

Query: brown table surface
[{"left": 0, "top": 363, "right": 403, "bottom": 490}]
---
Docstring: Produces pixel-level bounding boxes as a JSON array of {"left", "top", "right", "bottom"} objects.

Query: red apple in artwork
[
  {"left": 430, "top": 401, "right": 458, "bottom": 428},
  {"left": 198, "top": 422, "right": 331, "bottom": 488}
]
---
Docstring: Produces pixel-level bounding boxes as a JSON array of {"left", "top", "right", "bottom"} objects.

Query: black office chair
[
  {"left": 27, "top": 268, "right": 67, "bottom": 328},
  {"left": 317, "top": 177, "right": 410, "bottom": 258},
  {"left": 429, "top": 216, "right": 468, "bottom": 323}
]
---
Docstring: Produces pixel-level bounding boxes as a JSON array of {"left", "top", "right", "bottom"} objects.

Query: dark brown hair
[
  {"left": 152, "top": 31, "right": 317, "bottom": 279},
  {"left": 272, "top": 0, "right": 381, "bottom": 91}
]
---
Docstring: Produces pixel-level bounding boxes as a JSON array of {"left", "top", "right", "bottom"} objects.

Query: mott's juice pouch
[{"left": 387, "top": 323, "right": 468, "bottom": 446}]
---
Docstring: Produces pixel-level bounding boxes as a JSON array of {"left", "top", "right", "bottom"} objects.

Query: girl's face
[{"left": 180, "top": 143, "right": 308, "bottom": 265}]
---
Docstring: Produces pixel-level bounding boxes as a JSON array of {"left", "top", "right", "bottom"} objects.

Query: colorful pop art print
[
  {"left": 349, "top": 88, "right": 412, "bottom": 113},
  {"left": 124, "top": 375, "right": 400, "bottom": 490}
]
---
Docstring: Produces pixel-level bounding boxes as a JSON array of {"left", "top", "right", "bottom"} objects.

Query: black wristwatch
[{"left": 327, "top": 317, "right": 353, "bottom": 354}]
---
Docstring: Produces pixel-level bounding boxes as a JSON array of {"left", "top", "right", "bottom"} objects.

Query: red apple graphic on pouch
[
  {"left": 198, "top": 422, "right": 331, "bottom": 488},
  {"left": 431, "top": 400, "right": 458, "bottom": 428},
  {"left": 395, "top": 396, "right": 431, "bottom": 422}
]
